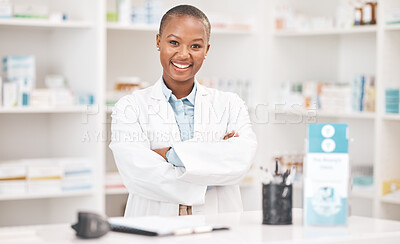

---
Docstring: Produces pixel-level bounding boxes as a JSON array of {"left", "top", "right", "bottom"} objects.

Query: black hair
[{"left": 159, "top": 5, "right": 211, "bottom": 42}]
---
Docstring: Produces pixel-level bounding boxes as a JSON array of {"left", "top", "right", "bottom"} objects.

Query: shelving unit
[
  {"left": 274, "top": 26, "right": 377, "bottom": 37},
  {"left": 381, "top": 195, "right": 400, "bottom": 205},
  {"left": 107, "top": 23, "right": 253, "bottom": 35},
  {"left": 0, "top": 106, "right": 93, "bottom": 114},
  {"left": 317, "top": 111, "right": 376, "bottom": 119},
  {"left": 0, "top": 0, "right": 105, "bottom": 227},
  {"left": 265, "top": 0, "right": 400, "bottom": 221},
  {"left": 384, "top": 24, "right": 400, "bottom": 31},
  {"left": 382, "top": 114, "right": 400, "bottom": 121},
  {"left": 106, "top": 23, "right": 159, "bottom": 31},
  {"left": 0, "top": 190, "right": 94, "bottom": 201},
  {"left": 0, "top": 18, "right": 93, "bottom": 29},
  {"left": 270, "top": 108, "right": 376, "bottom": 120},
  {"left": 105, "top": 188, "right": 128, "bottom": 195}
]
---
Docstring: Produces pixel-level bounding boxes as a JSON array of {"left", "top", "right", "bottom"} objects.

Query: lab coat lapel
[
  {"left": 194, "top": 81, "right": 211, "bottom": 141},
  {"left": 150, "top": 78, "right": 181, "bottom": 142}
]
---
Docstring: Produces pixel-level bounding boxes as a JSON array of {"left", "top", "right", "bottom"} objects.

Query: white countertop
[{"left": 2, "top": 209, "right": 400, "bottom": 244}]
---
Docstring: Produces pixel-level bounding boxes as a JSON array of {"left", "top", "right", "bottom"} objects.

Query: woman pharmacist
[{"left": 110, "top": 5, "right": 257, "bottom": 217}]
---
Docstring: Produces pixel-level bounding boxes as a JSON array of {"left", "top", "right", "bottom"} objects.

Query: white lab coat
[{"left": 109, "top": 78, "right": 257, "bottom": 217}]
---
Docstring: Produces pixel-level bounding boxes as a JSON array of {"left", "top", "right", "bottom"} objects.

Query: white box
[
  {"left": 0, "top": 181, "right": 26, "bottom": 195},
  {"left": 0, "top": 0, "right": 12, "bottom": 18},
  {"left": 2, "top": 81, "right": 18, "bottom": 107},
  {"left": 28, "top": 180, "right": 62, "bottom": 194},
  {"left": 59, "top": 158, "right": 93, "bottom": 191},
  {"left": 26, "top": 159, "right": 63, "bottom": 194}
]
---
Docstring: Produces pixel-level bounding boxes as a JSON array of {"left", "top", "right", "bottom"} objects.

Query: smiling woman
[{"left": 109, "top": 5, "right": 257, "bottom": 218}]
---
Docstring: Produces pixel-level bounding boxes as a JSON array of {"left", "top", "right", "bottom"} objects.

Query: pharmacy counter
[{"left": 2, "top": 209, "right": 400, "bottom": 244}]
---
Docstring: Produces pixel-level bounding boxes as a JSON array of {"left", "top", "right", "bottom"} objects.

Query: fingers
[
  {"left": 223, "top": 131, "right": 233, "bottom": 140},
  {"left": 223, "top": 130, "right": 238, "bottom": 140}
]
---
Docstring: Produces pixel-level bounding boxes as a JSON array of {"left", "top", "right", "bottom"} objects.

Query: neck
[{"left": 163, "top": 76, "right": 195, "bottom": 99}]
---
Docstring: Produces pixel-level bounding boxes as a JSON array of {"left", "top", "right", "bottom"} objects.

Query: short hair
[{"left": 159, "top": 5, "right": 211, "bottom": 42}]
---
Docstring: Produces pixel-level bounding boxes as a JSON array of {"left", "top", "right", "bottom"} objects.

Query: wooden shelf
[
  {"left": 107, "top": 23, "right": 253, "bottom": 35},
  {"left": 270, "top": 108, "right": 375, "bottom": 120},
  {"left": 0, "top": 18, "right": 93, "bottom": 29},
  {"left": 382, "top": 114, "right": 400, "bottom": 121},
  {"left": 384, "top": 24, "right": 400, "bottom": 31},
  {"left": 351, "top": 188, "right": 374, "bottom": 199},
  {"left": 0, "top": 190, "right": 94, "bottom": 201},
  {"left": 381, "top": 195, "right": 400, "bottom": 205},
  {"left": 107, "top": 23, "right": 158, "bottom": 31},
  {"left": 274, "top": 26, "right": 377, "bottom": 37},
  {"left": 105, "top": 187, "right": 128, "bottom": 195},
  {"left": 0, "top": 106, "right": 94, "bottom": 114},
  {"left": 316, "top": 111, "right": 376, "bottom": 120}
]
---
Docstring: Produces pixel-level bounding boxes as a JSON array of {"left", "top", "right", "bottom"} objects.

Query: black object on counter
[
  {"left": 71, "top": 212, "right": 110, "bottom": 239},
  {"left": 262, "top": 183, "right": 293, "bottom": 225}
]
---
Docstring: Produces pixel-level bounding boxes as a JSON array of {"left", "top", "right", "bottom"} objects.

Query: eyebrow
[{"left": 167, "top": 34, "right": 204, "bottom": 43}]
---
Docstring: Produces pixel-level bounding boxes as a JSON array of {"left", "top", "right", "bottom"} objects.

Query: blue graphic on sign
[{"left": 308, "top": 124, "right": 348, "bottom": 153}]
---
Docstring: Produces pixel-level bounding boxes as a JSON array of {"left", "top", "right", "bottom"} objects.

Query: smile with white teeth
[{"left": 172, "top": 62, "right": 191, "bottom": 69}]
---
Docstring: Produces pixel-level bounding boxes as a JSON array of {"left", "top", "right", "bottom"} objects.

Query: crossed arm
[{"left": 153, "top": 130, "right": 239, "bottom": 163}]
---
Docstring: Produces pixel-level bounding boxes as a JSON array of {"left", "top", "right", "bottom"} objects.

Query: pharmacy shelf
[
  {"left": 316, "top": 111, "right": 376, "bottom": 120},
  {"left": 106, "top": 23, "right": 158, "bottom": 31},
  {"left": 107, "top": 23, "right": 253, "bottom": 34},
  {"left": 382, "top": 114, "right": 400, "bottom": 121},
  {"left": 0, "top": 190, "right": 94, "bottom": 201},
  {"left": 380, "top": 195, "right": 400, "bottom": 205},
  {"left": 292, "top": 183, "right": 374, "bottom": 199},
  {"left": 271, "top": 108, "right": 375, "bottom": 120},
  {"left": 351, "top": 188, "right": 374, "bottom": 199},
  {"left": 274, "top": 26, "right": 377, "bottom": 37},
  {"left": 384, "top": 24, "right": 400, "bottom": 31},
  {"left": 105, "top": 187, "right": 128, "bottom": 195},
  {"left": 0, "top": 18, "right": 93, "bottom": 29},
  {"left": 0, "top": 106, "right": 94, "bottom": 114}
]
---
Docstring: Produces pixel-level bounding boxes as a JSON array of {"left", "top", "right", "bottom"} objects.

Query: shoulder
[{"left": 114, "top": 84, "right": 154, "bottom": 107}]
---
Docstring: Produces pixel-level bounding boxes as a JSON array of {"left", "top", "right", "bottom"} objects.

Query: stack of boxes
[
  {"left": 198, "top": 77, "right": 252, "bottom": 105},
  {"left": 0, "top": 158, "right": 93, "bottom": 197},
  {"left": 352, "top": 75, "right": 375, "bottom": 112},
  {"left": 0, "top": 162, "right": 27, "bottom": 195},
  {"left": 60, "top": 158, "right": 93, "bottom": 191},
  {"left": 2, "top": 56, "right": 36, "bottom": 107},
  {"left": 319, "top": 84, "right": 352, "bottom": 113},
  {"left": 27, "top": 159, "right": 63, "bottom": 194},
  {"left": 280, "top": 74, "right": 375, "bottom": 113},
  {"left": 1, "top": 55, "right": 95, "bottom": 108}
]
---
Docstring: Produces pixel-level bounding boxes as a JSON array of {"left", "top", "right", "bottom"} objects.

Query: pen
[
  {"left": 285, "top": 166, "right": 296, "bottom": 185},
  {"left": 282, "top": 169, "right": 290, "bottom": 185},
  {"left": 275, "top": 159, "right": 279, "bottom": 176}
]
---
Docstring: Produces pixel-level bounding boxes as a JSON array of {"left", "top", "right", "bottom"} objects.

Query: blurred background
[{"left": 1, "top": 0, "right": 400, "bottom": 226}]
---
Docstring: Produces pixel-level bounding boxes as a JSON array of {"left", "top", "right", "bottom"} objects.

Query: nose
[{"left": 177, "top": 45, "right": 190, "bottom": 59}]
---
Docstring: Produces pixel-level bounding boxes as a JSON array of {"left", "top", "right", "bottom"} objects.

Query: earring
[
  {"left": 204, "top": 56, "right": 207, "bottom": 59},
  {"left": 157, "top": 47, "right": 160, "bottom": 51}
]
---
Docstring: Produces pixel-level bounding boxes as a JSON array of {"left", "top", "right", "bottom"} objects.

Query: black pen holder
[{"left": 262, "top": 183, "right": 292, "bottom": 225}]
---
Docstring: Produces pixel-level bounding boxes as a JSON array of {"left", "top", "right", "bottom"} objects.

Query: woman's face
[{"left": 156, "top": 15, "right": 210, "bottom": 85}]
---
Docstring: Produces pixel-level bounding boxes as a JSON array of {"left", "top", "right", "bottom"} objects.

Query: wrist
[{"left": 165, "top": 147, "right": 172, "bottom": 161}]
